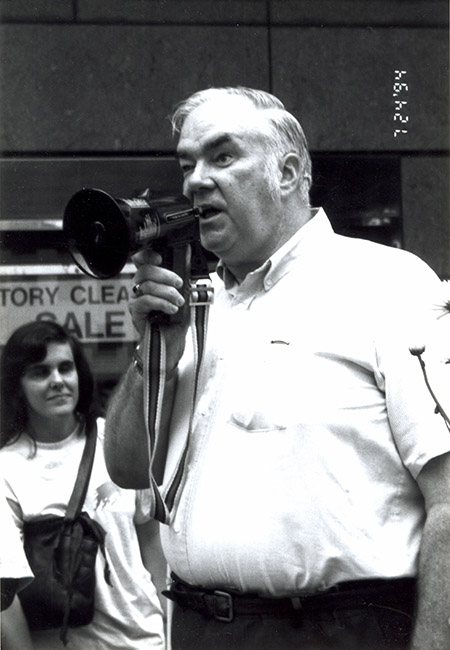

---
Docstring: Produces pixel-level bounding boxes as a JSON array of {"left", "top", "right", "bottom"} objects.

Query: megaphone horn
[{"left": 63, "top": 188, "right": 198, "bottom": 279}]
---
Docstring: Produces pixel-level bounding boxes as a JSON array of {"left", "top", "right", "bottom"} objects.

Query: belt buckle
[{"left": 213, "top": 590, "right": 233, "bottom": 622}]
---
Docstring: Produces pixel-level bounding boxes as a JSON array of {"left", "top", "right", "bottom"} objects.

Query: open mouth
[{"left": 196, "top": 206, "right": 222, "bottom": 219}]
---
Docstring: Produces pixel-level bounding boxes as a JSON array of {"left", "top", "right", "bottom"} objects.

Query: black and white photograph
[{"left": 1, "top": 2, "right": 449, "bottom": 649}]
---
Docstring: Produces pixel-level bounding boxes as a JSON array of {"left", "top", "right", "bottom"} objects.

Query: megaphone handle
[{"left": 152, "top": 240, "right": 189, "bottom": 326}]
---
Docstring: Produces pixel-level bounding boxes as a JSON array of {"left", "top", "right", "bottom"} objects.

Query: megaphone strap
[{"left": 141, "top": 295, "right": 211, "bottom": 525}]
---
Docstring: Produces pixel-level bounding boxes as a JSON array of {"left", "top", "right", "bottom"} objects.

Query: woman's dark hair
[{"left": 0, "top": 320, "right": 95, "bottom": 447}]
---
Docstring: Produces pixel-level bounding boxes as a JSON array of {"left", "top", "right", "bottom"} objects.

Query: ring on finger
[{"left": 132, "top": 282, "right": 143, "bottom": 297}]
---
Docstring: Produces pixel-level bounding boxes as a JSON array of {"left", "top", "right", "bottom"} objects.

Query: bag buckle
[
  {"left": 212, "top": 590, "right": 234, "bottom": 622},
  {"left": 189, "top": 278, "right": 214, "bottom": 307}
]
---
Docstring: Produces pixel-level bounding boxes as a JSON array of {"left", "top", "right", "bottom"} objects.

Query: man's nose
[{"left": 184, "top": 162, "right": 214, "bottom": 197}]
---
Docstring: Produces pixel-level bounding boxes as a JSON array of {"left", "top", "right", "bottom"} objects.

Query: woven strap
[
  {"left": 65, "top": 418, "right": 97, "bottom": 521},
  {"left": 142, "top": 282, "right": 211, "bottom": 524}
]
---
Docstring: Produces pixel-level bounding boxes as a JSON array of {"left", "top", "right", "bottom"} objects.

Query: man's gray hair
[{"left": 170, "top": 86, "right": 312, "bottom": 192}]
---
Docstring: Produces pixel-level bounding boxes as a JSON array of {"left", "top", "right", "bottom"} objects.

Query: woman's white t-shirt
[{"left": 0, "top": 418, "right": 165, "bottom": 650}]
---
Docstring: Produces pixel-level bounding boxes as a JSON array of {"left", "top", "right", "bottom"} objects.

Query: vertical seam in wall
[
  {"left": 266, "top": 0, "right": 273, "bottom": 92},
  {"left": 72, "top": 0, "right": 78, "bottom": 22}
]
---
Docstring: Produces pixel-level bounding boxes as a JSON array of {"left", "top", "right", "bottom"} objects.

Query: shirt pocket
[{"left": 227, "top": 340, "right": 297, "bottom": 432}]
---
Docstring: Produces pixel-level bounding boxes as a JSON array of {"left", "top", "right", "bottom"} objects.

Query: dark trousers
[
  {"left": 171, "top": 603, "right": 413, "bottom": 649},
  {"left": 169, "top": 580, "right": 415, "bottom": 650}
]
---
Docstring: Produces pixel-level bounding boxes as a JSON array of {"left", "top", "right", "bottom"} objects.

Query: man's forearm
[
  {"left": 411, "top": 504, "right": 450, "bottom": 650},
  {"left": 104, "top": 364, "right": 149, "bottom": 488},
  {"left": 104, "top": 362, "right": 177, "bottom": 488}
]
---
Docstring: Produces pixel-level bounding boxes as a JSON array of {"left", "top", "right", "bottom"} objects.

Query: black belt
[{"left": 163, "top": 575, "right": 416, "bottom": 623}]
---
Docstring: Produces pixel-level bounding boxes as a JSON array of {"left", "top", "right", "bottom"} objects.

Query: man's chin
[{"left": 199, "top": 225, "right": 230, "bottom": 257}]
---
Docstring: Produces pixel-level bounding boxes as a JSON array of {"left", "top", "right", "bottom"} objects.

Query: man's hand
[
  {"left": 130, "top": 247, "right": 190, "bottom": 373},
  {"left": 130, "top": 248, "right": 186, "bottom": 334}
]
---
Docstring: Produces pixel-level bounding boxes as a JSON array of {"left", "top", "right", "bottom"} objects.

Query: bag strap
[{"left": 65, "top": 418, "right": 97, "bottom": 522}]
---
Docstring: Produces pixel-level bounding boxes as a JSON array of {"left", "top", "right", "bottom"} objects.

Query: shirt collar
[{"left": 216, "top": 208, "right": 333, "bottom": 294}]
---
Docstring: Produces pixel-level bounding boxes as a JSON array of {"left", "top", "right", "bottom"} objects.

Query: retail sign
[{"left": 0, "top": 265, "right": 138, "bottom": 345}]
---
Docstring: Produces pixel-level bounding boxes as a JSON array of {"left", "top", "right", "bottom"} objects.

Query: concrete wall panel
[
  {"left": 402, "top": 156, "right": 450, "bottom": 277},
  {"left": 0, "top": 24, "right": 269, "bottom": 152},
  {"left": 270, "top": 0, "right": 449, "bottom": 27},
  {"left": 0, "top": 0, "right": 73, "bottom": 22},
  {"left": 78, "top": 0, "right": 267, "bottom": 24},
  {"left": 272, "top": 27, "right": 449, "bottom": 151}
]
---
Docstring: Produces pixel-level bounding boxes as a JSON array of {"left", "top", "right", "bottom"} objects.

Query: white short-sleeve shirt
[{"left": 160, "top": 209, "right": 450, "bottom": 596}]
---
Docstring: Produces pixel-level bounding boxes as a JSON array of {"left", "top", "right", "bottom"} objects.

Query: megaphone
[{"left": 63, "top": 188, "right": 202, "bottom": 279}]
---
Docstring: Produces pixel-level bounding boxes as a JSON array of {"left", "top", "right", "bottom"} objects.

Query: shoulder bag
[{"left": 18, "top": 418, "right": 111, "bottom": 644}]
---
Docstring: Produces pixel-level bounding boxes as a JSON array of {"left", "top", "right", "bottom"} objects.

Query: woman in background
[{"left": 0, "top": 320, "right": 165, "bottom": 650}]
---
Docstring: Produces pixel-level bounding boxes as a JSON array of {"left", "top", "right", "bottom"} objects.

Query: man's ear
[{"left": 279, "top": 152, "right": 303, "bottom": 194}]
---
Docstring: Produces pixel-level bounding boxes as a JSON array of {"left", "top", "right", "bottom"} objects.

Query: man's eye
[
  {"left": 215, "top": 152, "right": 232, "bottom": 165},
  {"left": 180, "top": 163, "right": 194, "bottom": 176}
]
